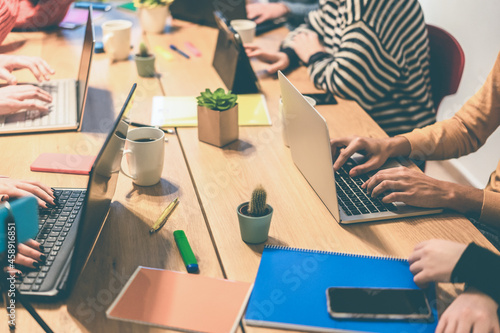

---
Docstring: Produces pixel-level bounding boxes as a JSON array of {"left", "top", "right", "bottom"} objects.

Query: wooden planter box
[{"left": 197, "top": 104, "right": 238, "bottom": 147}]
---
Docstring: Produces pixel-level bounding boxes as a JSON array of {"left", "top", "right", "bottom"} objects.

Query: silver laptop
[
  {"left": 278, "top": 71, "right": 442, "bottom": 224},
  {"left": 0, "top": 9, "right": 95, "bottom": 135}
]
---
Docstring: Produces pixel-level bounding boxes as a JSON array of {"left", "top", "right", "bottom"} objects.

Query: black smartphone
[
  {"left": 326, "top": 287, "right": 432, "bottom": 320},
  {"left": 303, "top": 93, "right": 337, "bottom": 105}
]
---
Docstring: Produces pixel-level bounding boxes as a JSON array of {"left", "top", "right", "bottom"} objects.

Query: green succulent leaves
[{"left": 196, "top": 88, "right": 238, "bottom": 111}]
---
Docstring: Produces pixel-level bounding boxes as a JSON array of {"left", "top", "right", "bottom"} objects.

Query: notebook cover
[
  {"left": 151, "top": 94, "right": 272, "bottom": 127},
  {"left": 106, "top": 267, "right": 253, "bottom": 333},
  {"left": 245, "top": 246, "right": 438, "bottom": 333},
  {"left": 31, "top": 153, "right": 96, "bottom": 175}
]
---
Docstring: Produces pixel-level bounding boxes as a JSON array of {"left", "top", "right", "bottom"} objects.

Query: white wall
[{"left": 419, "top": 0, "right": 500, "bottom": 188}]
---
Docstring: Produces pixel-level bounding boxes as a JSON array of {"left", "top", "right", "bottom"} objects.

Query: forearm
[
  {"left": 387, "top": 136, "right": 412, "bottom": 158},
  {"left": 446, "top": 183, "right": 484, "bottom": 217},
  {"left": 282, "top": 1, "right": 319, "bottom": 18}
]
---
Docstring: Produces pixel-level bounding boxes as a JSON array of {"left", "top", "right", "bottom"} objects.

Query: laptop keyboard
[
  {"left": 0, "top": 79, "right": 76, "bottom": 129},
  {"left": 16, "top": 189, "right": 85, "bottom": 292},
  {"left": 335, "top": 159, "right": 396, "bottom": 216}
]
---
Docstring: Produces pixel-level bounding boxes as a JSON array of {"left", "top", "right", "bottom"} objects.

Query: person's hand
[
  {"left": 436, "top": 289, "right": 500, "bottom": 333},
  {"left": 408, "top": 239, "right": 467, "bottom": 287},
  {"left": 245, "top": 44, "right": 290, "bottom": 73},
  {"left": 362, "top": 166, "right": 457, "bottom": 206},
  {"left": 0, "top": 55, "right": 55, "bottom": 85},
  {"left": 330, "top": 136, "right": 411, "bottom": 177},
  {"left": 289, "top": 32, "right": 326, "bottom": 63},
  {"left": 0, "top": 178, "right": 55, "bottom": 207},
  {"left": 246, "top": 3, "right": 289, "bottom": 24},
  {"left": 0, "top": 85, "right": 52, "bottom": 115},
  {"left": 5, "top": 240, "right": 45, "bottom": 276},
  {"left": 15, "top": 240, "right": 46, "bottom": 271}
]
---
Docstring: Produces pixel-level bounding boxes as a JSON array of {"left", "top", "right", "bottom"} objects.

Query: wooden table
[{"left": 0, "top": 8, "right": 496, "bottom": 333}]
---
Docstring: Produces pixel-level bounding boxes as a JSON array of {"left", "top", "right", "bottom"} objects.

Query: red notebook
[
  {"left": 106, "top": 267, "right": 253, "bottom": 333},
  {"left": 31, "top": 153, "right": 95, "bottom": 175}
]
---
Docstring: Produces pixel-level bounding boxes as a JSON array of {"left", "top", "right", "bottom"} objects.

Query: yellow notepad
[
  {"left": 151, "top": 94, "right": 272, "bottom": 127},
  {"left": 106, "top": 267, "right": 253, "bottom": 333}
]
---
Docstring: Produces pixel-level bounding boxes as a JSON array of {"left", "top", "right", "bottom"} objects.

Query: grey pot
[
  {"left": 134, "top": 54, "right": 156, "bottom": 77},
  {"left": 237, "top": 202, "right": 273, "bottom": 244}
]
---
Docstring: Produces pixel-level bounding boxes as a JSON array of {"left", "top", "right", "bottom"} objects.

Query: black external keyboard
[
  {"left": 335, "top": 159, "right": 396, "bottom": 216},
  {"left": 16, "top": 189, "right": 85, "bottom": 292}
]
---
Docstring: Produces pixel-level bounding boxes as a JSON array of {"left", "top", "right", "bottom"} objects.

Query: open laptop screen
[
  {"left": 212, "top": 11, "right": 259, "bottom": 94},
  {"left": 77, "top": 9, "right": 95, "bottom": 121},
  {"left": 67, "top": 84, "right": 136, "bottom": 291}
]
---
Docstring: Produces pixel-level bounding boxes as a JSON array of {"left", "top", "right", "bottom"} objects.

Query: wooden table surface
[{"left": 0, "top": 7, "right": 496, "bottom": 333}]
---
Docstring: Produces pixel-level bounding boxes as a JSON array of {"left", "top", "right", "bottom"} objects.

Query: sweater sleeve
[
  {"left": 13, "top": 0, "right": 72, "bottom": 31},
  {"left": 400, "top": 52, "right": 500, "bottom": 161},
  {"left": 451, "top": 243, "right": 500, "bottom": 306},
  {"left": 0, "top": 0, "right": 19, "bottom": 45}
]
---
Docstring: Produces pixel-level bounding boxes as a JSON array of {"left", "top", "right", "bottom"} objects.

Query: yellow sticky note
[{"left": 150, "top": 94, "right": 272, "bottom": 127}]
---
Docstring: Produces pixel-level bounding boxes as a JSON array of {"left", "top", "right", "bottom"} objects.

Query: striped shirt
[{"left": 282, "top": 0, "right": 436, "bottom": 136}]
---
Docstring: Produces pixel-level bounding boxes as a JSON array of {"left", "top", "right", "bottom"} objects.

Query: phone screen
[
  {"left": 327, "top": 287, "right": 431, "bottom": 320},
  {"left": 303, "top": 93, "right": 337, "bottom": 105}
]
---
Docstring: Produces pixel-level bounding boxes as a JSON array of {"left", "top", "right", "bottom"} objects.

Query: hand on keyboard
[
  {"left": 6, "top": 239, "right": 45, "bottom": 276},
  {"left": 0, "top": 84, "right": 53, "bottom": 115},
  {"left": 331, "top": 136, "right": 411, "bottom": 177},
  {"left": 0, "top": 178, "right": 55, "bottom": 207},
  {"left": 0, "top": 54, "right": 55, "bottom": 84},
  {"left": 362, "top": 166, "right": 456, "bottom": 209}
]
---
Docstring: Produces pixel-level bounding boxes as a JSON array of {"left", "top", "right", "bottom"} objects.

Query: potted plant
[
  {"left": 134, "top": 0, "right": 174, "bottom": 34},
  {"left": 237, "top": 185, "right": 273, "bottom": 244},
  {"left": 196, "top": 88, "right": 238, "bottom": 147},
  {"left": 134, "top": 42, "right": 156, "bottom": 77}
]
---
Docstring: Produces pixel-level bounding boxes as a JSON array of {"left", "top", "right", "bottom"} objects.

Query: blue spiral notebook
[{"left": 245, "top": 246, "right": 438, "bottom": 333}]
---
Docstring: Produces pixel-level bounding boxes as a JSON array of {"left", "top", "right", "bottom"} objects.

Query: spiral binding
[{"left": 264, "top": 245, "right": 407, "bottom": 261}]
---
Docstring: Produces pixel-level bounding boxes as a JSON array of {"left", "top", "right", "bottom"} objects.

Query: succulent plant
[
  {"left": 196, "top": 88, "right": 237, "bottom": 111},
  {"left": 248, "top": 185, "right": 268, "bottom": 217}
]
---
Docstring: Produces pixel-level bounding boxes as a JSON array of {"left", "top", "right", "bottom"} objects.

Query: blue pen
[{"left": 169, "top": 44, "right": 190, "bottom": 59}]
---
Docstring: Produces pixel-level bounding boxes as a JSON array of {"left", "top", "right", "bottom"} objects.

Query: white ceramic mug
[
  {"left": 230, "top": 19, "right": 256, "bottom": 44},
  {"left": 281, "top": 95, "right": 316, "bottom": 147},
  {"left": 102, "top": 20, "right": 133, "bottom": 61},
  {"left": 120, "top": 127, "right": 165, "bottom": 186}
]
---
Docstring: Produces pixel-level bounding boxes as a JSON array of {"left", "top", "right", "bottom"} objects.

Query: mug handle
[
  {"left": 103, "top": 32, "right": 116, "bottom": 57},
  {"left": 120, "top": 149, "right": 137, "bottom": 180}
]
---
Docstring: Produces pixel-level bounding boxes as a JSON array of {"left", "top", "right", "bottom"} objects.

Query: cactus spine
[{"left": 249, "top": 185, "right": 267, "bottom": 217}]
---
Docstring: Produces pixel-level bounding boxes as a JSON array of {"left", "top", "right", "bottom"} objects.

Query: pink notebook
[
  {"left": 106, "top": 267, "right": 253, "bottom": 333},
  {"left": 31, "top": 153, "right": 95, "bottom": 175}
]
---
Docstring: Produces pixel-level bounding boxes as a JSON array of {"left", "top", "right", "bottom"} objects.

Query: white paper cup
[{"left": 230, "top": 19, "right": 257, "bottom": 44}]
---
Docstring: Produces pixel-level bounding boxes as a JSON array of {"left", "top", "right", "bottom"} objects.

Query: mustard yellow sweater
[{"left": 401, "top": 52, "right": 500, "bottom": 226}]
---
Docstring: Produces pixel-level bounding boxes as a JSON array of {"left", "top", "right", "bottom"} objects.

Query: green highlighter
[{"left": 173, "top": 230, "right": 199, "bottom": 273}]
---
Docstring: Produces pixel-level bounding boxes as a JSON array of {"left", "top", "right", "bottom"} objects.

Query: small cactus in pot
[
  {"left": 237, "top": 185, "right": 273, "bottom": 244},
  {"left": 134, "top": 42, "right": 156, "bottom": 77}
]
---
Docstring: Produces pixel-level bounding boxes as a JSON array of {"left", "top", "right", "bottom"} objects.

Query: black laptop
[
  {"left": 212, "top": 11, "right": 260, "bottom": 94},
  {"left": 17, "top": 84, "right": 137, "bottom": 300}
]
